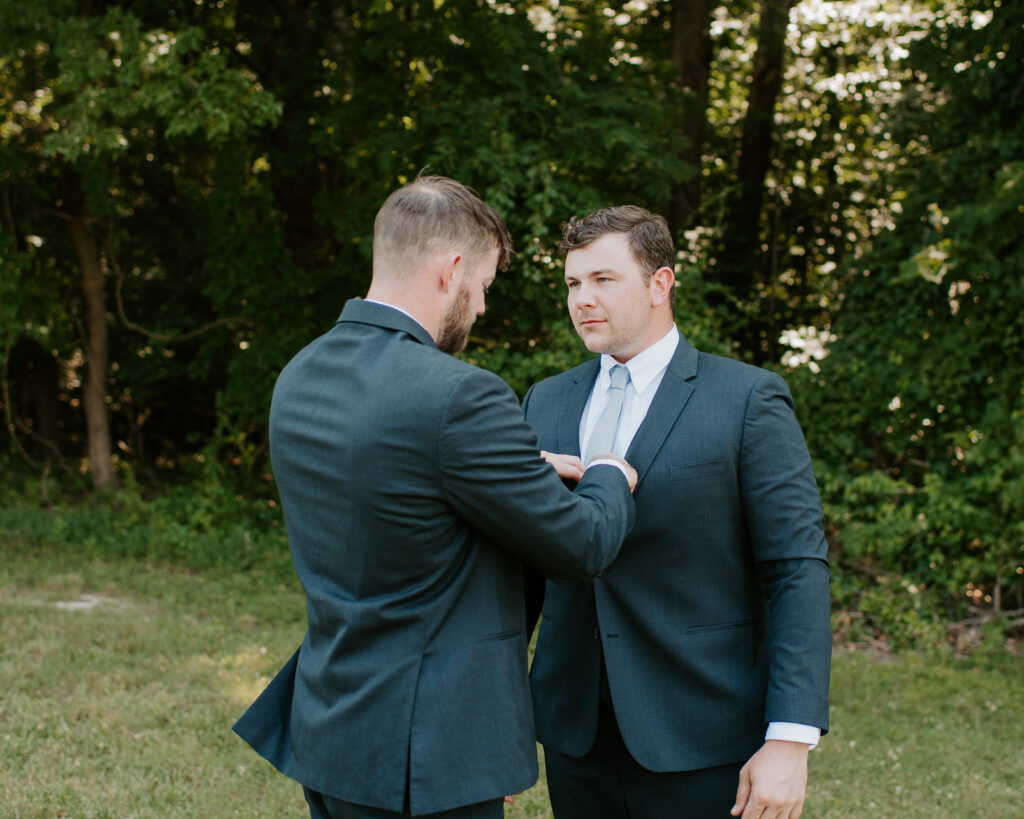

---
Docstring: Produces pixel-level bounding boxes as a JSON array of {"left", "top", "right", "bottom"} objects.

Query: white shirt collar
[{"left": 598, "top": 326, "right": 679, "bottom": 395}]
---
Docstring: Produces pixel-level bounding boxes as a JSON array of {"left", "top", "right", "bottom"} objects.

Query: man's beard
[{"left": 436, "top": 281, "right": 474, "bottom": 354}]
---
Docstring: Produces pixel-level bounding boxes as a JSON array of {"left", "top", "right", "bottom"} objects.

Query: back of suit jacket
[
  {"left": 234, "top": 300, "right": 634, "bottom": 815},
  {"left": 523, "top": 334, "right": 830, "bottom": 773}
]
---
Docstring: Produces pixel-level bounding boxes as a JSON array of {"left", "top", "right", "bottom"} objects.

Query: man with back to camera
[
  {"left": 233, "top": 176, "right": 640, "bottom": 819},
  {"left": 522, "top": 206, "right": 831, "bottom": 819}
]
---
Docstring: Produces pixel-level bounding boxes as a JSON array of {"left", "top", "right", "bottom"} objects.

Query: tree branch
[
  {"left": 950, "top": 608, "right": 1024, "bottom": 630},
  {"left": 1, "top": 342, "right": 62, "bottom": 506},
  {"left": 0, "top": 344, "right": 39, "bottom": 469},
  {"left": 1, "top": 180, "right": 19, "bottom": 252},
  {"left": 104, "top": 233, "right": 254, "bottom": 343}
]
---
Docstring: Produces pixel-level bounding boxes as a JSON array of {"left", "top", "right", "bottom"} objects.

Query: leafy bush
[{"left": 0, "top": 473, "right": 292, "bottom": 578}]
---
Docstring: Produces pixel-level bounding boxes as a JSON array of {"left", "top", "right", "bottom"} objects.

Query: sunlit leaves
[
  {"left": 797, "top": 0, "right": 1024, "bottom": 619},
  {"left": 19, "top": 13, "right": 280, "bottom": 161}
]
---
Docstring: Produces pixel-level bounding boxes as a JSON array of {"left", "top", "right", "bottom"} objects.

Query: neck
[
  {"left": 366, "top": 284, "right": 441, "bottom": 340},
  {"left": 368, "top": 250, "right": 462, "bottom": 344},
  {"left": 611, "top": 314, "right": 675, "bottom": 363}
]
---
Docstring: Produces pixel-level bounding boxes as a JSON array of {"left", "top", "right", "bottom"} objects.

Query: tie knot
[{"left": 609, "top": 365, "right": 629, "bottom": 391}]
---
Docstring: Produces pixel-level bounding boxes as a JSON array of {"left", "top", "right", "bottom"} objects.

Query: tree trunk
[
  {"left": 63, "top": 171, "right": 119, "bottom": 490},
  {"left": 668, "top": 0, "right": 716, "bottom": 233},
  {"left": 735, "top": 0, "right": 792, "bottom": 245},
  {"left": 715, "top": 0, "right": 795, "bottom": 362}
]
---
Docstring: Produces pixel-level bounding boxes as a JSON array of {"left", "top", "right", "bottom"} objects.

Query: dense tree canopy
[
  {"left": 2, "top": 0, "right": 1020, "bottom": 637},
  {"left": 795, "top": 0, "right": 1024, "bottom": 627}
]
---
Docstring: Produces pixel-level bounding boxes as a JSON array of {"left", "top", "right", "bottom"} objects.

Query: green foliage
[
  {"left": 0, "top": 473, "right": 291, "bottom": 576},
  {"left": 795, "top": 0, "right": 1024, "bottom": 644},
  {"left": 3, "top": 0, "right": 1023, "bottom": 647},
  {"left": 3, "top": 0, "right": 699, "bottom": 477},
  {"left": 15, "top": 9, "right": 281, "bottom": 162},
  {"left": 1, "top": 0, "right": 284, "bottom": 480}
]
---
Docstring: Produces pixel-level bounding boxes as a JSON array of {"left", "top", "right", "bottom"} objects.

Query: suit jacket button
[{"left": 593, "top": 628, "right": 599, "bottom": 639}]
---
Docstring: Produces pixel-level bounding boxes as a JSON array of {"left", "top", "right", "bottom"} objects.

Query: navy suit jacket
[
  {"left": 523, "top": 332, "right": 831, "bottom": 772},
  {"left": 234, "top": 300, "right": 635, "bottom": 815}
]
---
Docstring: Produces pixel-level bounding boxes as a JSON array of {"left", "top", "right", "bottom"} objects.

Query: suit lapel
[
  {"left": 558, "top": 360, "right": 600, "bottom": 457},
  {"left": 625, "top": 335, "right": 700, "bottom": 489}
]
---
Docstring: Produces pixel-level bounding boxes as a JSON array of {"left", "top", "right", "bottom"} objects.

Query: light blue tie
[{"left": 585, "top": 365, "right": 630, "bottom": 463}]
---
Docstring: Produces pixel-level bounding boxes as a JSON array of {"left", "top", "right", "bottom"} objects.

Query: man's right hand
[
  {"left": 731, "top": 740, "right": 809, "bottom": 819},
  {"left": 589, "top": 453, "right": 638, "bottom": 492},
  {"left": 540, "top": 451, "right": 585, "bottom": 482}
]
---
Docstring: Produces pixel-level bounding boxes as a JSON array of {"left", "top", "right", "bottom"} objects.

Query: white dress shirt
[
  {"left": 579, "top": 326, "right": 681, "bottom": 459},
  {"left": 579, "top": 326, "right": 820, "bottom": 750}
]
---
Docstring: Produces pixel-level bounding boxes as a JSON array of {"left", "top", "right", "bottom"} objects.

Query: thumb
[{"left": 731, "top": 767, "right": 751, "bottom": 816}]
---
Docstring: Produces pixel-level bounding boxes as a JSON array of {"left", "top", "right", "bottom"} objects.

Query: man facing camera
[
  {"left": 523, "top": 206, "right": 831, "bottom": 819},
  {"left": 234, "top": 177, "right": 637, "bottom": 819}
]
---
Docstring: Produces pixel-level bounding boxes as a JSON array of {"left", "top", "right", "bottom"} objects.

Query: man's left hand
[{"left": 731, "top": 739, "right": 809, "bottom": 819}]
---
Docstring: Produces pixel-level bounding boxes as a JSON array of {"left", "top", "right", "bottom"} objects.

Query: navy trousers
[
  {"left": 303, "top": 787, "right": 504, "bottom": 819},
  {"left": 544, "top": 701, "right": 743, "bottom": 819}
]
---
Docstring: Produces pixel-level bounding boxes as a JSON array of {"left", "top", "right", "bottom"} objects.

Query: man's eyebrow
[{"left": 566, "top": 268, "right": 617, "bottom": 278}]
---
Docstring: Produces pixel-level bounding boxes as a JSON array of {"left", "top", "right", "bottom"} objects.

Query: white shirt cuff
[
  {"left": 765, "top": 722, "right": 820, "bottom": 749},
  {"left": 585, "top": 457, "right": 630, "bottom": 482}
]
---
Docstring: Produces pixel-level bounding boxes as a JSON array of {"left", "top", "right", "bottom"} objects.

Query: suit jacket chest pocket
[
  {"left": 669, "top": 458, "right": 729, "bottom": 483},
  {"left": 653, "top": 459, "right": 733, "bottom": 527},
  {"left": 666, "top": 458, "right": 733, "bottom": 516}
]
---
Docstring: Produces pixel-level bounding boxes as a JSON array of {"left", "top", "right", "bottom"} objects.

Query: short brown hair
[
  {"left": 559, "top": 205, "right": 676, "bottom": 309},
  {"left": 373, "top": 175, "right": 513, "bottom": 274}
]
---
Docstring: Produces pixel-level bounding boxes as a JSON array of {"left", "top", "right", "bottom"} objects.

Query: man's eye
[{"left": 566, "top": 281, "right": 579, "bottom": 289}]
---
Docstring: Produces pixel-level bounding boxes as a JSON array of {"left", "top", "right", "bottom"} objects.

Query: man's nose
[{"left": 574, "top": 283, "right": 596, "bottom": 308}]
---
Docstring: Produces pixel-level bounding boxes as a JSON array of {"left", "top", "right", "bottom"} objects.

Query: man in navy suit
[
  {"left": 233, "top": 177, "right": 638, "bottom": 819},
  {"left": 523, "top": 206, "right": 831, "bottom": 819}
]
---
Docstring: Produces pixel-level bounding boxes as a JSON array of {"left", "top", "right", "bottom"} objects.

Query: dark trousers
[
  {"left": 544, "top": 702, "right": 743, "bottom": 819},
  {"left": 303, "top": 787, "right": 504, "bottom": 819}
]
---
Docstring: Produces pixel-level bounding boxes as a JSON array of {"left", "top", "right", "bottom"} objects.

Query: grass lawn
[{"left": 2, "top": 538, "right": 1022, "bottom": 818}]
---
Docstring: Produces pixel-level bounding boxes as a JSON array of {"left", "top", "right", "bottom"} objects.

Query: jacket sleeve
[
  {"left": 438, "top": 367, "right": 635, "bottom": 583},
  {"left": 519, "top": 382, "right": 546, "bottom": 637},
  {"left": 740, "top": 371, "right": 832, "bottom": 733}
]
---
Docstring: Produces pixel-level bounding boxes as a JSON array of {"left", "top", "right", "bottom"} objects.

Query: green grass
[
  {"left": 0, "top": 539, "right": 307, "bottom": 818},
  {"left": 2, "top": 538, "right": 1022, "bottom": 818},
  {"left": 808, "top": 649, "right": 1024, "bottom": 817}
]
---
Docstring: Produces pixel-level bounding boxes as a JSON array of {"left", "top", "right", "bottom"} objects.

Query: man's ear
[
  {"left": 438, "top": 253, "right": 462, "bottom": 294},
  {"left": 649, "top": 266, "right": 675, "bottom": 308}
]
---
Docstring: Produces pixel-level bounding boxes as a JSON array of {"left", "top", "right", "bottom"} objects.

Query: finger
[
  {"left": 559, "top": 464, "right": 584, "bottom": 481},
  {"left": 740, "top": 789, "right": 775, "bottom": 819},
  {"left": 760, "top": 805, "right": 784, "bottom": 819},
  {"left": 740, "top": 800, "right": 765, "bottom": 819},
  {"left": 731, "top": 769, "right": 751, "bottom": 816}
]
